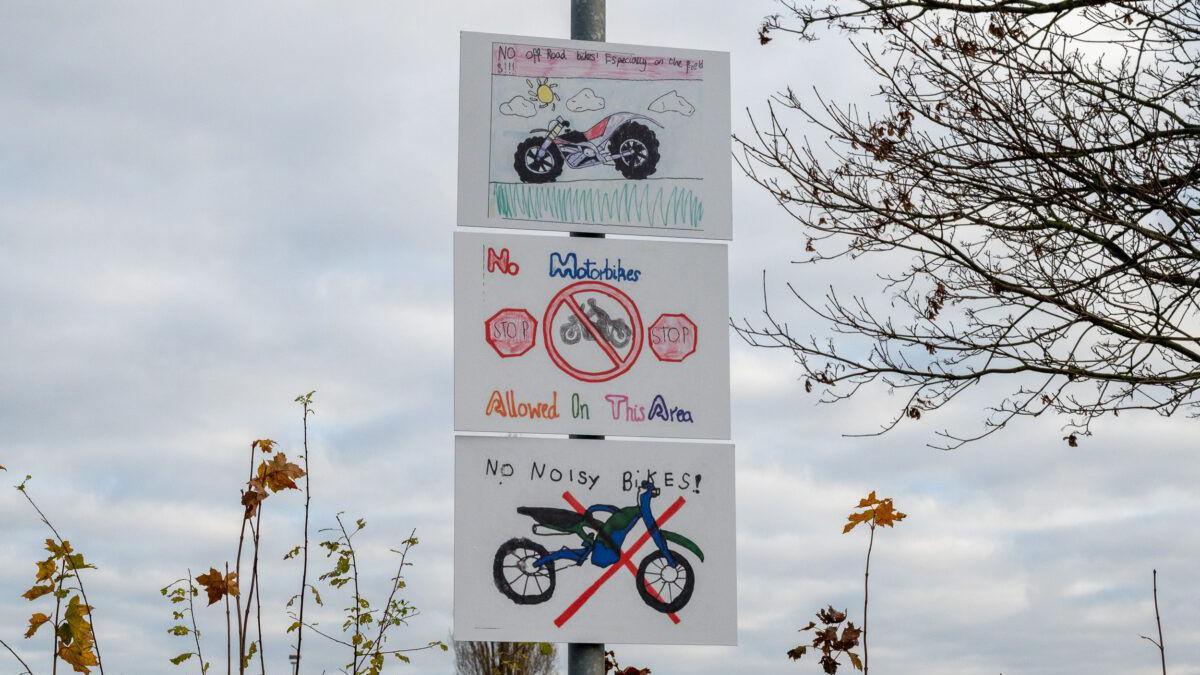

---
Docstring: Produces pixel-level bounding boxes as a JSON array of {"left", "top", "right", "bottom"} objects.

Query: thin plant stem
[
  {"left": 1154, "top": 570, "right": 1166, "bottom": 675},
  {"left": 336, "top": 515, "right": 362, "bottom": 670},
  {"left": 1140, "top": 569, "right": 1167, "bottom": 675},
  {"left": 51, "top": 555, "right": 67, "bottom": 675},
  {"left": 254, "top": 542, "right": 265, "bottom": 675},
  {"left": 239, "top": 510, "right": 262, "bottom": 674},
  {"left": 224, "top": 562, "right": 232, "bottom": 675},
  {"left": 0, "top": 637, "right": 35, "bottom": 675},
  {"left": 234, "top": 441, "right": 256, "bottom": 674},
  {"left": 185, "top": 569, "right": 206, "bottom": 675},
  {"left": 863, "top": 523, "right": 875, "bottom": 675},
  {"left": 368, "top": 529, "right": 418, "bottom": 662},
  {"left": 294, "top": 396, "right": 313, "bottom": 675},
  {"left": 18, "top": 486, "right": 105, "bottom": 675}
]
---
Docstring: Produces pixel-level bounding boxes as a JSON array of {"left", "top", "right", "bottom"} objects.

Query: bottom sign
[{"left": 454, "top": 436, "right": 736, "bottom": 646}]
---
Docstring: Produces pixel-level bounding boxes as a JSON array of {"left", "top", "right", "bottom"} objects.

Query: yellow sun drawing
[{"left": 526, "top": 77, "right": 560, "bottom": 110}]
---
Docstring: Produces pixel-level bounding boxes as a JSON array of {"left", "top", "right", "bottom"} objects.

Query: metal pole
[
  {"left": 566, "top": 4, "right": 605, "bottom": 674},
  {"left": 571, "top": 0, "right": 606, "bottom": 41}
]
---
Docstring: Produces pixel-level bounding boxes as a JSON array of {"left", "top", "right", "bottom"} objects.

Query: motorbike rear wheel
[
  {"left": 636, "top": 548, "right": 694, "bottom": 613},
  {"left": 514, "top": 137, "right": 563, "bottom": 183},
  {"left": 609, "top": 122, "right": 660, "bottom": 180},
  {"left": 493, "top": 537, "right": 556, "bottom": 605}
]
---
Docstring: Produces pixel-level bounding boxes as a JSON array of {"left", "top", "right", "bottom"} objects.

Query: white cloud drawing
[
  {"left": 566, "top": 87, "right": 606, "bottom": 113},
  {"left": 499, "top": 95, "right": 536, "bottom": 118},
  {"left": 648, "top": 89, "right": 696, "bottom": 116}
]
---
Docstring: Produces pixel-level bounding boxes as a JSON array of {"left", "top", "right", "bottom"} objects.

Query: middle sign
[{"left": 454, "top": 231, "right": 730, "bottom": 439}]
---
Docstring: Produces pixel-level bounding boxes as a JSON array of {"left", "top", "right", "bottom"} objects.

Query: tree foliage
[{"left": 740, "top": 0, "right": 1200, "bottom": 447}]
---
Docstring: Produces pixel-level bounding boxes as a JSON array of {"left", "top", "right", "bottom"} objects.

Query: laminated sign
[
  {"left": 453, "top": 435, "right": 736, "bottom": 645},
  {"left": 458, "top": 31, "right": 732, "bottom": 239},
  {"left": 453, "top": 231, "right": 730, "bottom": 439}
]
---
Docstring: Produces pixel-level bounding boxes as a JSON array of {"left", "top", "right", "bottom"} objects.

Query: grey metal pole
[
  {"left": 566, "top": 2, "right": 605, "bottom": 673},
  {"left": 571, "top": 0, "right": 606, "bottom": 41}
]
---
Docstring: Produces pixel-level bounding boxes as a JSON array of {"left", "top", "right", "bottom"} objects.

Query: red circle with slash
[{"left": 543, "top": 281, "right": 644, "bottom": 383}]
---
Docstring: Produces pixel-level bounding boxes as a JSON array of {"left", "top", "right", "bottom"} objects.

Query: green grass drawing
[{"left": 492, "top": 182, "right": 705, "bottom": 229}]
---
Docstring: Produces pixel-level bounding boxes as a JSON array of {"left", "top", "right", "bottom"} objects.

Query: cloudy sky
[{"left": 1, "top": 2, "right": 1197, "bottom": 674}]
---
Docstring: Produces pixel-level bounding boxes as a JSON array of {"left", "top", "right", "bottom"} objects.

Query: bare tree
[
  {"left": 454, "top": 641, "right": 556, "bottom": 675},
  {"left": 737, "top": 0, "right": 1200, "bottom": 448}
]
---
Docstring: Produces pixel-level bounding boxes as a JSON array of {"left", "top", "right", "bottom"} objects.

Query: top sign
[{"left": 458, "top": 32, "right": 732, "bottom": 239}]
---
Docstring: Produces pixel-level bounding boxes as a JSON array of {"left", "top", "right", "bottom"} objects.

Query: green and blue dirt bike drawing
[{"left": 492, "top": 479, "right": 703, "bottom": 613}]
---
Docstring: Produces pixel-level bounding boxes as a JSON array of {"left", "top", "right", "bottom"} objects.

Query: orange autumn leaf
[
  {"left": 255, "top": 452, "right": 305, "bottom": 493},
  {"left": 195, "top": 568, "right": 239, "bottom": 606},
  {"left": 25, "top": 612, "right": 51, "bottom": 638},
  {"left": 251, "top": 438, "right": 276, "bottom": 453},
  {"left": 59, "top": 642, "right": 99, "bottom": 674},
  {"left": 22, "top": 584, "right": 54, "bottom": 601},
  {"left": 35, "top": 558, "right": 58, "bottom": 582},
  {"left": 844, "top": 491, "right": 907, "bottom": 533}
]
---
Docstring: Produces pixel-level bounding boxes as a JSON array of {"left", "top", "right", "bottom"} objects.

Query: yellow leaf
[
  {"left": 35, "top": 558, "right": 58, "bottom": 582},
  {"left": 251, "top": 439, "right": 276, "bottom": 454},
  {"left": 45, "top": 539, "right": 74, "bottom": 558},
  {"left": 25, "top": 612, "right": 51, "bottom": 638},
  {"left": 22, "top": 584, "right": 55, "bottom": 601},
  {"left": 256, "top": 453, "right": 305, "bottom": 493},
  {"left": 842, "top": 510, "right": 874, "bottom": 534},
  {"left": 849, "top": 652, "right": 864, "bottom": 671}
]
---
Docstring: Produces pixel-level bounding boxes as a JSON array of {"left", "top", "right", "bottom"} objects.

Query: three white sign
[
  {"left": 458, "top": 31, "right": 732, "bottom": 239},
  {"left": 454, "top": 435, "right": 736, "bottom": 645},
  {"left": 453, "top": 31, "right": 735, "bottom": 648}
]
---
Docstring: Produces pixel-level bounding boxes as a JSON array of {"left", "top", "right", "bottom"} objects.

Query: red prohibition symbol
[{"left": 543, "top": 280, "right": 644, "bottom": 383}]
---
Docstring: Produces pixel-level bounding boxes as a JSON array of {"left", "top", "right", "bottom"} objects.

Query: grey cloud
[
  {"left": 499, "top": 94, "right": 537, "bottom": 117},
  {"left": 566, "top": 87, "right": 606, "bottom": 112}
]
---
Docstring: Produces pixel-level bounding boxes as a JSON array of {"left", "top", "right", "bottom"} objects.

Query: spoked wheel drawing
[
  {"left": 636, "top": 548, "right": 695, "bottom": 613},
  {"left": 493, "top": 537, "right": 556, "bottom": 605},
  {"left": 514, "top": 137, "right": 564, "bottom": 183}
]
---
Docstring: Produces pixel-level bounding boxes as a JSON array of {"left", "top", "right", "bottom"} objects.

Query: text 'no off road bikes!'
[{"left": 492, "top": 480, "right": 703, "bottom": 614}]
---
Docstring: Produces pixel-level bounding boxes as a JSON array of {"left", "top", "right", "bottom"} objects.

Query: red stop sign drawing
[
  {"left": 649, "top": 313, "right": 697, "bottom": 362},
  {"left": 485, "top": 308, "right": 537, "bottom": 358}
]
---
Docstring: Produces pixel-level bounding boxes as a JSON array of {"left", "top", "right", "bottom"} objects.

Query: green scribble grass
[{"left": 492, "top": 181, "right": 704, "bottom": 229}]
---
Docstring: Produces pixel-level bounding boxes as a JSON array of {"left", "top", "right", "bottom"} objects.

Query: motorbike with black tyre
[
  {"left": 492, "top": 480, "right": 703, "bottom": 614},
  {"left": 513, "top": 112, "right": 662, "bottom": 183}
]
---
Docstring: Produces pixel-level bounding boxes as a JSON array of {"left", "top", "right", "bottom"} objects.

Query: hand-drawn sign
[
  {"left": 454, "top": 436, "right": 736, "bottom": 646},
  {"left": 458, "top": 32, "right": 732, "bottom": 239},
  {"left": 543, "top": 281, "right": 644, "bottom": 383},
  {"left": 486, "top": 308, "right": 537, "bottom": 358},
  {"left": 649, "top": 313, "right": 697, "bottom": 362},
  {"left": 454, "top": 231, "right": 730, "bottom": 439}
]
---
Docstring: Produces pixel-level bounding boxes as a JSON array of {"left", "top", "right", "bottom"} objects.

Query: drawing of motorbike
[
  {"left": 559, "top": 298, "right": 632, "bottom": 349},
  {"left": 492, "top": 480, "right": 703, "bottom": 614},
  {"left": 513, "top": 112, "right": 662, "bottom": 183}
]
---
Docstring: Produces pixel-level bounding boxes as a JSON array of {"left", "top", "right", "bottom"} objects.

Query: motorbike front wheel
[
  {"left": 636, "top": 548, "right": 695, "bottom": 613},
  {"left": 514, "top": 137, "right": 564, "bottom": 183},
  {"left": 493, "top": 537, "right": 556, "bottom": 605}
]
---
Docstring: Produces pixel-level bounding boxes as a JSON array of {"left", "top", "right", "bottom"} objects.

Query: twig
[
  {"left": 185, "top": 569, "right": 206, "bottom": 675},
  {"left": 335, "top": 514, "right": 363, "bottom": 669},
  {"left": 1139, "top": 569, "right": 1167, "bottom": 675},
  {"left": 863, "top": 523, "right": 875, "bottom": 674},
  {"left": 293, "top": 392, "right": 314, "bottom": 675},
  {"left": 224, "top": 562, "right": 232, "bottom": 675},
  {"left": 0, "top": 637, "right": 34, "bottom": 674},
  {"left": 51, "top": 557, "right": 67, "bottom": 675}
]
